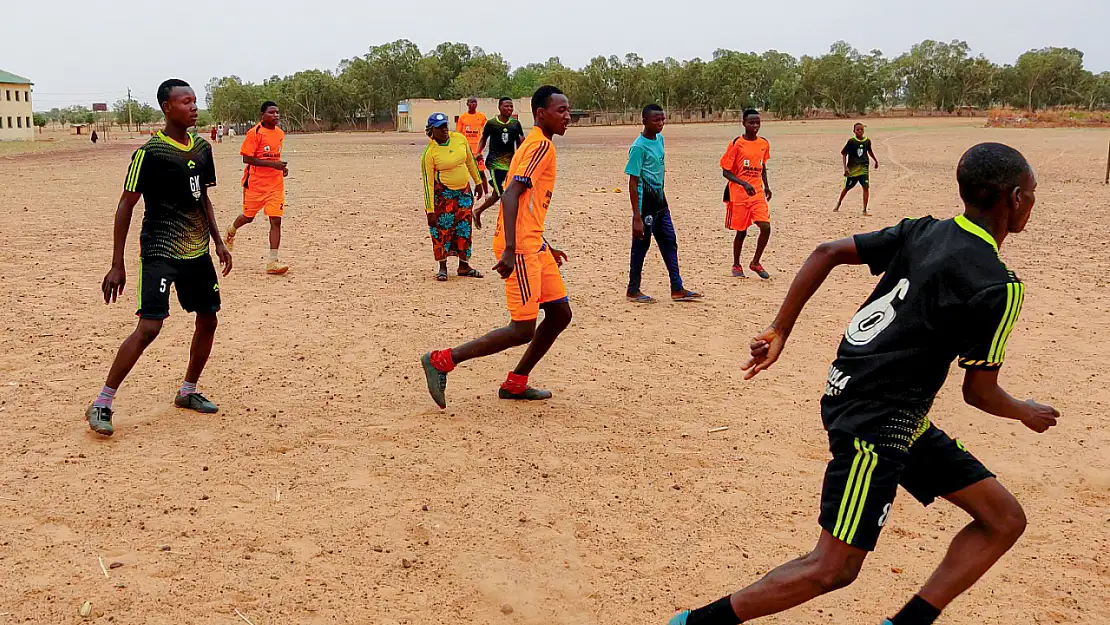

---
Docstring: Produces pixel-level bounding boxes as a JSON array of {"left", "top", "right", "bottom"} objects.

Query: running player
[
  {"left": 721, "top": 109, "right": 773, "bottom": 279},
  {"left": 456, "top": 96, "right": 489, "bottom": 194},
  {"left": 835, "top": 122, "right": 879, "bottom": 215},
  {"left": 421, "top": 86, "right": 572, "bottom": 407},
  {"left": 225, "top": 100, "right": 289, "bottom": 274},
  {"left": 473, "top": 97, "right": 525, "bottom": 224},
  {"left": 85, "top": 79, "right": 233, "bottom": 437},
  {"left": 669, "top": 142, "right": 1057, "bottom": 625}
]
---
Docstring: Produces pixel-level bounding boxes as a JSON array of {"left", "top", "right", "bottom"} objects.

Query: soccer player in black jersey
[
  {"left": 85, "top": 79, "right": 233, "bottom": 437},
  {"left": 835, "top": 122, "right": 879, "bottom": 215},
  {"left": 473, "top": 97, "right": 525, "bottom": 227},
  {"left": 669, "top": 143, "right": 1058, "bottom": 625}
]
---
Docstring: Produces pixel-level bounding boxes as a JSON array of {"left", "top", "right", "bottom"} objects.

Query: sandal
[
  {"left": 458, "top": 267, "right": 484, "bottom": 278},
  {"left": 672, "top": 289, "right": 704, "bottom": 302},
  {"left": 627, "top": 293, "right": 656, "bottom": 304},
  {"left": 436, "top": 269, "right": 448, "bottom": 282}
]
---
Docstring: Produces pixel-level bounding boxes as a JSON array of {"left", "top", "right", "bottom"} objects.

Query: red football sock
[
  {"left": 430, "top": 349, "right": 456, "bottom": 373},
  {"left": 501, "top": 372, "right": 528, "bottom": 394}
]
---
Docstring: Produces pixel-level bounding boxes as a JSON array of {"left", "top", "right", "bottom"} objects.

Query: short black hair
[
  {"left": 157, "top": 79, "right": 191, "bottom": 108},
  {"left": 532, "top": 85, "right": 564, "bottom": 113},
  {"left": 498, "top": 96, "right": 513, "bottom": 104},
  {"left": 956, "top": 143, "right": 1031, "bottom": 210},
  {"left": 854, "top": 122, "right": 865, "bottom": 129},
  {"left": 743, "top": 108, "right": 760, "bottom": 120},
  {"left": 261, "top": 100, "right": 277, "bottom": 113},
  {"left": 643, "top": 103, "right": 664, "bottom": 118}
]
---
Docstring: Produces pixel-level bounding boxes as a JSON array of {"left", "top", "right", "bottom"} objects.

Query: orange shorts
[
  {"left": 243, "top": 189, "right": 284, "bottom": 218},
  {"left": 725, "top": 196, "right": 770, "bottom": 231},
  {"left": 499, "top": 246, "right": 568, "bottom": 322}
]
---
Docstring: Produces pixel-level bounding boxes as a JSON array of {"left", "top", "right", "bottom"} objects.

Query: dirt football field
[{"left": 0, "top": 117, "right": 1107, "bottom": 624}]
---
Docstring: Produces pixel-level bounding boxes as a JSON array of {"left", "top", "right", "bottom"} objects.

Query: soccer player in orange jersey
[
  {"left": 456, "top": 96, "right": 489, "bottom": 190},
  {"left": 422, "top": 86, "right": 573, "bottom": 407},
  {"left": 721, "top": 109, "right": 773, "bottom": 279},
  {"left": 225, "top": 101, "right": 289, "bottom": 274}
]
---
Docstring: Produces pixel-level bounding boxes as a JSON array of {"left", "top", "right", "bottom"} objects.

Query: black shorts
[
  {"left": 137, "top": 255, "right": 221, "bottom": 320},
  {"left": 490, "top": 168, "right": 509, "bottom": 198},
  {"left": 844, "top": 174, "right": 869, "bottom": 190},
  {"left": 818, "top": 425, "right": 994, "bottom": 551}
]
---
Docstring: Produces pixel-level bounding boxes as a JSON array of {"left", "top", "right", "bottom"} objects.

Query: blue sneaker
[
  {"left": 668, "top": 611, "right": 690, "bottom": 625},
  {"left": 880, "top": 621, "right": 893, "bottom": 625}
]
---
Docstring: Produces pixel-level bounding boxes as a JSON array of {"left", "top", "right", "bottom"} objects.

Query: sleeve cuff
[
  {"left": 958, "top": 359, "right": 1002, "bottom": 370},
  {"left": 513, "top": 175, "right": 533, "bottom": 188}
]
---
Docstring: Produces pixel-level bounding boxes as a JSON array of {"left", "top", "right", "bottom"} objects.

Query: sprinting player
[
  {"left": 835, "top": 122, "right": 880, "bottom": 215},
  {"left": 625, "top": 104, "right": 700, "bottom": 303},
  {"left": 473, "top": 97, "right": 525, "bottom": 223},
  {"left": 456, "top": 96, "right": 489, "bottom": 189},
  {"left": 721, "top": 109, "right": 772, "bottom": 279},
  {"left": 669, "top": 142, "right": 1057, "bottom": 625},
  {"left": 85, "top": 79, "right": 233, "bottom": 437},
  {"left": 225, "top": 101, "right": 289, "bottom": 275},
  {"left": 421, "top": 86, "right": 572, "bottom": 406}
]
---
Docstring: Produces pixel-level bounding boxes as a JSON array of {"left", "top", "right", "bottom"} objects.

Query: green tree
[
  {"left": 33, "top": 113, "right": 47, "bottom": 131},
  {"left": 1009, "top": 47, "right": 1086, "bottom": 110}
]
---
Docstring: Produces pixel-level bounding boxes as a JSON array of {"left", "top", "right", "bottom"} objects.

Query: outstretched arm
[
  {"left": 962, "top": 368, "right": 1058, "bottom": 432},
  {"left": 743, "top": 237, "right": 862, "bottom": 378}
]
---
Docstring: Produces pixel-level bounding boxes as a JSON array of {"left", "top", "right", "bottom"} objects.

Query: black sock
[
  {"left": 686, "top": 595, "right": 741, "bottom": 625},
  {"left": 890, "top": 595, "right": 941, "bottom": 625}
]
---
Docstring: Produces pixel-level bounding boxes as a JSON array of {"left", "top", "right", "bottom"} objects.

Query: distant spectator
[
  {"left": 217, "top": 124, "right": 224, "bottom": 143},
  {"left": 210, "top": 126, "right": 217, "bottom": 142},
  {"left": 91, "top": 129, "right": 99, "bottom": 145}
]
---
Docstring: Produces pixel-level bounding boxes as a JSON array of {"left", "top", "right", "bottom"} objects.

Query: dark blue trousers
[{"left": 628, "top": 208, "right": 684, "bottom": 294}]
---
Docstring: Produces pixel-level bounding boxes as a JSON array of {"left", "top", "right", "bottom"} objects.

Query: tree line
[{"left": 204, "top": 39, "right": 1110, "bottom": 130}]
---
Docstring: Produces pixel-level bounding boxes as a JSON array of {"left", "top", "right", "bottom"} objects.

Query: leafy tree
[{"left": 33, "top": 113, "right": 47, "bottom": 131}]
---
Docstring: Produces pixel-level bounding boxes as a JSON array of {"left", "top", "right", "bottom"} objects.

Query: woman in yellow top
[{"left": 422, "top": 112, "right": 487, "bottom": 281}]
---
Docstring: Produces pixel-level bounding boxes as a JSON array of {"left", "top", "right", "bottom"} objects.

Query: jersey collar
[
  {"left": 157, "top": 130, "right": 195, "bottom": 152},
  {"left": 954, "top": 214, "right": 999, "bottom": 252}
]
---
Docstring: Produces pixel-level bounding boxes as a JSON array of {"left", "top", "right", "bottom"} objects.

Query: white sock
[{"left": 269, "top": 249, "right": 280, "bottom": 262}]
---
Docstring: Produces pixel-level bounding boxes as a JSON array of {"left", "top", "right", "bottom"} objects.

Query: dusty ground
[{"left": 0, "top": 118, "right": 1107, "bottom": 624}]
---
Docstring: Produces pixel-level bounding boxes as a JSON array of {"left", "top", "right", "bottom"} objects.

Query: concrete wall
[
  {"left": 397, "top": 98, "right": 533, "bottom": 132},
  {"left": 0, "top": 82, "right": 34, "bottom": 141}
]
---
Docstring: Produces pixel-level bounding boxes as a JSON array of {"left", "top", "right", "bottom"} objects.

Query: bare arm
[
  {"left": 868, "top": 147, "right": 879, "bottom": 169},
  {"left": 492, "top": 180, "right": 525, "bottom": 279},
  {"left": 203, "top": 191, "right": 233, "bottom": 276},
  {"left": 722, "top": 169, "right": 756, "bottom": 194},
  {"left": 762, "top": 164, "right": 772, "bottom": 200},
  {"left": 243, "top": 155, "right": 286, "bottom": 171},
  {"left": 743, "top": 237, "right": 863, "bottom": 378},
  {"left": 962, "top": 368, "right": 1058, "bottom": 432},
  {"left": 101, "top": 191, "right": 142, "bottom": 304}
]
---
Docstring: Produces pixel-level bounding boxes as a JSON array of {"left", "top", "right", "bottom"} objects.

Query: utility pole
[{"left": 127, "top": 87, "right": 134, "bottom": 133}]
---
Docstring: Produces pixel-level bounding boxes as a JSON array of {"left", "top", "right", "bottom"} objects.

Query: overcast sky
[{"left": 8, "top": 0, "right": 1108, "bottom": 109}]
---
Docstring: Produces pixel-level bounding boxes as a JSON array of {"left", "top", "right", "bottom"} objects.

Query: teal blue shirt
[{"left": 625, "top": 133, "right": 667, "bottom": 215}]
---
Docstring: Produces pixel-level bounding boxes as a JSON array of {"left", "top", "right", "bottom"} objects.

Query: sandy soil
[{"left": 0, "top": 118, "right": 1107, "bottom": 625}]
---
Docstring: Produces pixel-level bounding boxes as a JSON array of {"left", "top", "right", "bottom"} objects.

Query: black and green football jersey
[
  {"left": 123, "top": 131, "right": 216, "bottom": 259},
  {"left": 843, "top": 137, "right": 872, "bottom": 177},
  {"left": 482, "top": 117, "right": 525, "bottom": 171}
]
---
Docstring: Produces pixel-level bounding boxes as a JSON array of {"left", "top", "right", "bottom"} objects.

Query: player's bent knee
[
  {"left": 269, "top": 216, "right": 282, "bottom": 226},
  {"left": 990, "top": 500, "right": 1027, "bottom": 543},
  {"left": 135, "top": 321, "right": 163, "bottom": 345},
  {"left": 507, "top": 322, "right": 536, "bottom": 345},
  {"left": 809, "top": 554, "right": 862, "bottom": 593}
]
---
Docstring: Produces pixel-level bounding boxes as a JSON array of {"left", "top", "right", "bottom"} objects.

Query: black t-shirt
[
  {"left": 124, "top": 132, "right": 217, "bottom": 259},
  {"left": 842, "top": 137, "right": 872, "bottom": 177},
  {"left": 482, "top": 117, "right": 525, "bottom": 171},
  {"left": 821, "top": 216, "right": 1025, "bottom": 452}
]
